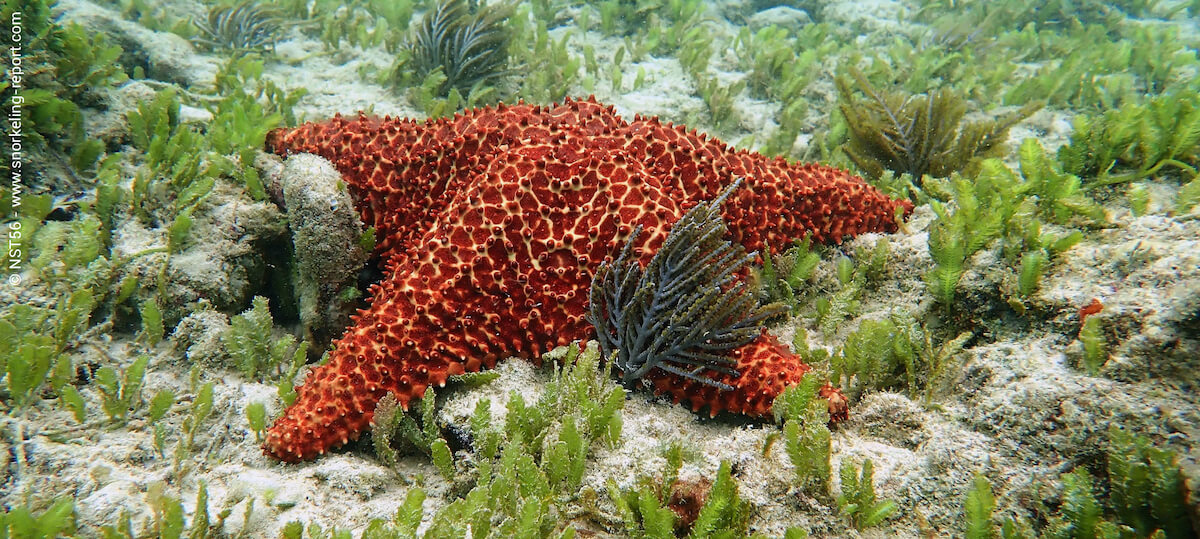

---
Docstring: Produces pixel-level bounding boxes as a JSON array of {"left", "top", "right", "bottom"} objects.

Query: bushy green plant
[
  {"left": 0, "top": 192, "right": 52, "bottom": 268},
  {"left": 280, "top": 0, "right": 413, "bottom": 53},
  {"left": 1018, "top": 139, "right": 1107, "bottom": 226},
  {"left": 222, "top": 297, "right": 308, "bottom": 383},
  {"left": 120, "top": 480, "right": 220, "bottom": 539},
  {"left": 924, "top": 176, "right": 992, "bottom": 309},
  {"left": 734, "top": 22, "right": 840, "bottom": 108},
  {"left": 694, "top": 76, "right": 745, "bottom": 133},
  {"left": 140, "top": 300, "right": 164, "bottom": 346},
  {"left": 28, "top": 213, "right": 112, "bottom": 291},
  {"left": 831, "top": 318, "right": 913, "bottom": 402},
  {"left": 939, "top": 0, "right": 1182, "bottom": 32},
  {"left": 212, "top": 54, "right": 306, "bottom": 125},
  {"left": 172, "top": 379, "right": 215, "bottom": 480},
  {"left": 1122, "top": 24, "right": 1197, "bottom": 94},
  {"left": 0, "top": 497, "right": 77, "bottom": 538},
  {"left": 405, "top": 68, "right": 497, "bottom": 119},
  {"left": 78, "top": 352, "right": 174, "bottom": 431},
  {"left": 1106, "top": 425, "right": 1191, "bottom": 538},
  {"left": 822, "top": 310, "right": 971, "bottom": 406},
  {"left": 245, "top": 401, "right": 268, "bottom": 443},
  {"left": 609, "top": 460, "right": 755, "bottom": 538},
  {"left": 1057, "top": 91, "right": 1200, "bottom": 187},
  {"left": 993, "top": 19, "right": 1197, "bottom": 108},
  {"left": 810, "top": 241, "right": 889, "bottom": 338},
  {"left": 758, "top": 237, "right": 890, "bottom": 341},
  {"left": 965, "top": 424, "right": 1193, "bottom": 538},
  {"left": 1044, "top": 469, "right": 1112, "bottom": 539},
  {"left": 1002, "top": 43, "right": 1135, "bottom": 111},
  {"left": 772, "top": 376, "right": 833, "bottom": 497},
  {"left": 1078, "top": 316, "right": 1108, "bottom": 375},
  {"left": 359, "top": 488, "right": 425, "bottom": 539},
  {"left": 759, "top": 98, "right": 808, "bottom": 158},
  {"left": 372, "top": 389, "right": 456, "bottom": 481},
  {"left": 128, "top": 56, "right": 302, "bottom": 223},
  {"left": 279, "top": 520, "right": 356, "bottom": 539},
  {"left": 734, "top": 25, "right": 794, "bottom": 98},
  {"left": 94, "top": 355, "right": 149, "bottom": 424},
  {"left": 915, "top": 327, "right": 973, "bottom": 407},
  {"left": 1177, "top": 178, "right": 1200, "bottom": 216},
  {"left": 1, "top": 290, "right": 94, "bottom": 413},
  {"left": 97, "top": 174, "right": 136, "bottom": 242},
  {"left": 0, "top": 1, "right": 127, "bottom": 161},
  {"left": 355, "top": 342, "right": 623, "bottom": 538},
  {"left": 1015, "top": 250, "right": 1048, "bottom": 299},
  {"left": 206, "top": 94, "right": 282, "bottom": 200},
  {"left": 924, "top": 149, "right": 1098, "bottom": 309},
  {"left": 676, "top": 24, "right": 711, "bottom": 79},
  {"left": 511, "top": 18, "right": 581, "bottom": 105},
  {"left": 1, "top": 190, "right": 126, "bottom": 429},
  {"left": 853, "top": 33, "right": 1010, "bottom": 102},
  {"left": 147, "top": 389, "right": 175, "bottom": 455},
  {"left": 745, "top": 23, "right": 838, "bottom": 153},
  {"left": 754, "top": 236, "right": 822, "bottom": 310},
  {"left": 638, "top": 0, "right": 708, "bottom": 59},
  {"left": 126, "top": 90, "right": 222, "bottom": 223},
  {"left": 50, "top": 288, "right": 96, "bottom": 355},
  {"left": 594, "top": 0, "right": 687, "bottom": 37},
  {"left": 964, "top": 473, "right": 997, "bottom": 539},
  {"left": 1127, "top": 185, "right": 1151, "bottom": 217},
  {"left": 837, "top": 459, "right": 897, "bottom": 530}
]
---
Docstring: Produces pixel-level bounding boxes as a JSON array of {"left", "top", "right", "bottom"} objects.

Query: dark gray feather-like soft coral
[
  {"left": 588, "top": 179, "right": 788, "bottom": 391},
  {"left": 406, "top": 0, "right": 513, "bottom": 97},
  {"left": 193, "top": 1, "right": 283, "bottom": 53}
]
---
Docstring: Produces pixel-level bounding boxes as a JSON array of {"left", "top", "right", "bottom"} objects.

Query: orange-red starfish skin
[{"left": 263, "top": 97, "right": 912, "bottom": 462}]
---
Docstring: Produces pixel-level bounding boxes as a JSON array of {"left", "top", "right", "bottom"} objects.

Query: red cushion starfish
[{"left": 263, "top": 97, "right": 911, "bottom": 462}]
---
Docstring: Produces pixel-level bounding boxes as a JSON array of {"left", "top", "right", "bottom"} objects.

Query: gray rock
[
  {"left": 77, "top": 480, "right": 153, "bottom": 535},
  {"left": 311, "top": 456, "right": 393, "bottom": 500},
  {"left": 747, "top": 6, "right": 813, "bottom": 33},
  {"left": 112, "top": 181, "right": 287, "bottom": 326},
  {"left": 279, "top": 154, "right": 369, "bottom": 348},
  {"left": 178, "top": 105, "right": 214, "bottom": 125},
  {"left": 57, "top": 0, "right": 216, "bottom": 87},
  {"left": 82, "top": 81, "right": 157, "bottom": 149},
  {"left": 161, "top": 183, "right": 287, "bottom": 323},
  {"left": 171, "top": 309, "right": 231, "bottom": 366}
]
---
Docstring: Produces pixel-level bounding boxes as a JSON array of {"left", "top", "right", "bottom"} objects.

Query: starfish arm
[{"left": 644, "top": 329, "right": 813, "bottom": 418}]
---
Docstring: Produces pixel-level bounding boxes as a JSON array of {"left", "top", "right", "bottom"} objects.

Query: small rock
[
  {"left": 178, "top": 105, "right": 214, "bottom": 125},
  {"left": 747, "top": 6, "right": 812, "bottom": 33},
  {"left": 159, "top": 182, "right": 287, "bottom": 324},
  {"left": 78, "top": 480, "right": 151, "bottom": 534},
  {"left": 171, "top": 310, "right": 231, "bottom": 367},
  {"left": 311, "top": 456, "right": 393, "bottom": 500}
]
